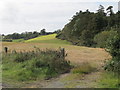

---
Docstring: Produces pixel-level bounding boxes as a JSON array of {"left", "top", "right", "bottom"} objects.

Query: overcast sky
[{"left": 0, "top": 0, "right": 118, "bottom": 35}]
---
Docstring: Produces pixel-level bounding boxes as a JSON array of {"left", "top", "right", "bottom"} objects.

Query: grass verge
[{"left": 98, "top": 71, "right": 119, "bottom": 88}]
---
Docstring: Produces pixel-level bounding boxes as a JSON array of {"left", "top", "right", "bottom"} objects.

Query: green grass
[
  {"left": 99, "top": 71, "right": 119, "bottom": 88},
  {"left": 12, "top": 39, "right": 24, "bottom": 42},
  {"left": 25, "top": 34, "right": 71, "bottom": 45}
]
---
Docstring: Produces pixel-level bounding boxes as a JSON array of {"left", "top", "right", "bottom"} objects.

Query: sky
[{"left": 0, "top": 0, "right": 119, "bottom": 35}]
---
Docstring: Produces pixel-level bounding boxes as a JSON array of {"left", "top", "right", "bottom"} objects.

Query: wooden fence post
[
  {"left": 60, "top": 48, "right": 65, "bottom": 59},
  {"left": 4, "top": 47, "right": 8, "bottom": 53}
]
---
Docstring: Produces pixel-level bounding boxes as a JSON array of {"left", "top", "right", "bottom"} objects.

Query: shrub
[
  {"left": 104, "top": 58, "right": 120, "bottom": 73},
  {"left": 104, "top": 30, "right": 120, "bottom": 73},
  {"left": 106, "top": 31, "right": 120, "bottom": 58},
  {"left": 94, "top": 30, "right": 117, "bottom": 48}
]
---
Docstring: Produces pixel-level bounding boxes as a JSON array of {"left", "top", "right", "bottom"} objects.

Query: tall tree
[
  {"left": 97, "top": 5, "right": 106, "bottom": 16},
  {"left": 40, "top": 29, "right": 46, "bottom": 35},
  {"left": 106, "top": 6, "right": 114, "bottom": 16}
]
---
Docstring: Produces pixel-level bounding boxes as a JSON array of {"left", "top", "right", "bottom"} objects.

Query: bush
[
  {"left": 106, "top": 31, "right": 120, "bottom": 58},
  {"left": 94, "top": 30, "right": 117, "bottom": 48},
  {"left": 104, "top": 30, "right": 120, "bottom": 73},
  {"left": 104, "top": 58, "right": 120, "bottom": 73}
]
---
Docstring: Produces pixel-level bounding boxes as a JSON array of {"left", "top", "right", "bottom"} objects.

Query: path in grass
[{"left": 23, "top": 69, "right": 103, "bottom": 88}]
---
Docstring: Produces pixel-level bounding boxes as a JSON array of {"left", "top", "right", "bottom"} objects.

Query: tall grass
[
  {"left": 71, "top": 62, "right": 96, "bottom": 74},
  {"left": 2, "top": 48, "right": 71, "bottom": 81}
]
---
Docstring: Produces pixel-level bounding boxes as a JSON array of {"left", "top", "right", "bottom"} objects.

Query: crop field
[
  {"left": 26, "top": 34, "right": 57, "bottom": 41},
  {"left": 25, "top": 34, "right": 71, "bottom": 44},
  {"left": 1, "top": 42, "right": 111, "bottom": 65}
]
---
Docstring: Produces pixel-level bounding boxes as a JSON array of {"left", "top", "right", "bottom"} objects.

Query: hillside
[
  {"left": 56, "top": 6, "right": 120, "bottom": 47},
  {"left": 25, "top": 34, "right": 71, "bottom": 44}
]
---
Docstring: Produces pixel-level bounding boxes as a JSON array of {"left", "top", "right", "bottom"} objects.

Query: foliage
[
  {"left": 104, "top": 59, "right": 120, "bottom": 73},
  {"left": 106, "top": 31, "right": 120, "bottom": 58},
  {"left": 56, "top": 5, "right": 120, "bottom": 47},
  {"left": 2, "top": 48, "right": 71, "bottom": 81},
  {"left": 3, "top": 29, "right": 55, "bottom": 41},
  {"left": 104, "top": 31, "right": 120, "bottom": 73},
  {"left": 94, "top": 30, "right": 117, "bottom": 48},
  {"left": 2, "top": 39, "right": 12, "bottom": 42},
  {"left": 40, "top": 29, "right": 46, "bottom": 35}
]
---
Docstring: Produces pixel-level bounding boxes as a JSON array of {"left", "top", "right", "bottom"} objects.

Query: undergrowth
[{"left": 2, "top": 48, "right": 71, "bottom": 82}]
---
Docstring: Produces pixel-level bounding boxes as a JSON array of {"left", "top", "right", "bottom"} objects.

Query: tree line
[{"left": 2, "top": 29, "right": 58, "bottom": 41}]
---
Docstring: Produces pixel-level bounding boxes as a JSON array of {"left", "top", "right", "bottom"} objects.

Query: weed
[{"left": 71, "top": 62, "right": 96, "bottom": 74}]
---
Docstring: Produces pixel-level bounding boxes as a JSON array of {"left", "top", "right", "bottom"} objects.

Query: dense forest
[{"left": 56, "top": 5, "right": 120, "bottom": 47}]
